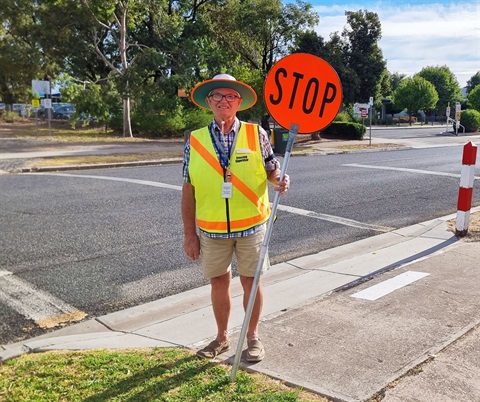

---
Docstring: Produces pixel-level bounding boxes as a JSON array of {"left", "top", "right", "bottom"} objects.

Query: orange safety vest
[{"left": 189, "top": 123, "right": 270, "bottom": 233}]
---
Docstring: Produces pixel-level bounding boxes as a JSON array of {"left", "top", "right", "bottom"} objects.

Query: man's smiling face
[{"left": 206, "top": 88, "right": 243, "bottom": 122}]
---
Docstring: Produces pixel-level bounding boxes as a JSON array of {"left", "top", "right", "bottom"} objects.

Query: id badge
[{"left": 222, "top": 182, "right": 233, "bottom": 198}]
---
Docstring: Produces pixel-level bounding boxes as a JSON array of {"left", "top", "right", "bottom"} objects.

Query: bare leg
[
  {"left": 240, "top": 275, "right": 263, "bottom": 341},
  {"left": 210, "top": 271, "right": 231, "bottom": 342}
]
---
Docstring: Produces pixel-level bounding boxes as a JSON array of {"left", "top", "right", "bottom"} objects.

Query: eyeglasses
[{"left": 208, "top": 93, "right": 241, "bottom": 102}]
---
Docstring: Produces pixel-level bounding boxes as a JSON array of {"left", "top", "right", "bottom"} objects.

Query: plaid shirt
[{"left": 183, "top": 118, "right": 280, "bottom": 238}]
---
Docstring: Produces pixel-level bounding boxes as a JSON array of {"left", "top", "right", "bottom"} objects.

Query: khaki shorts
[{"left": 199, "top": 226, "right": 270, "bottom": 279}]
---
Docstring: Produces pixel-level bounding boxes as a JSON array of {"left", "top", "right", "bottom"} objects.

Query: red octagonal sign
[{"left": 264, "top": 53, "right": 343, "bottom": 134}]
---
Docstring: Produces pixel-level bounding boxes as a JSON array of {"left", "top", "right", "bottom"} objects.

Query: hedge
[{"left": 320, "top": 121, "right": 365, "bottom": 140}]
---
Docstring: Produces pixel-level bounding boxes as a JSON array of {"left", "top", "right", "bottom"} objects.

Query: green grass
[{"left": 0, "top": 348, "right": 328, "bottom": 402}]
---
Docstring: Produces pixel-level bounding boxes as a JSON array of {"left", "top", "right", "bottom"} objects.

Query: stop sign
[{"left": 264, "top": 53, "right": 343, "bottom": 134}]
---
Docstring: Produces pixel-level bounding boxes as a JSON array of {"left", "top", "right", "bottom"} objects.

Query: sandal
[
  {"left": 196, "top": 339, "right": 230, "bottom": 359},
  {"left": 246, "top": 339, "right": 265, "bottom": 362}
]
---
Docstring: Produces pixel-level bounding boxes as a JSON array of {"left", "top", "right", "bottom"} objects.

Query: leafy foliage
[
  {"left": 460, "top": 109, "right": 480, "bottom": 132},
  {"left": 0, "top": 1, "right": 466, "bottom": 135},
  {"left": 321, "top": 121, "right": 365, "bottom": 140},
  {"left": 393, "top": 76, "right": 439, "bottom": 122},
  {"left": 293, "top": 10, "right": 386, "bottom": 106},
  {"left": 466, "top": 71, "right": 480, "bottom": 95},
  {"left": 416, "top": 66, "right": 462, "bottom": 115},
  {"left": 342, "top": 10, "right": 386, "bottom": 103},
  {"left": 467, "top": 85, "right": 480, "bottom": 112}
]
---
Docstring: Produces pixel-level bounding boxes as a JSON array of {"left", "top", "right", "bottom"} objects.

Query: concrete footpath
[{"left": 1, "top": 211, "right": 480, "bottom": 402}]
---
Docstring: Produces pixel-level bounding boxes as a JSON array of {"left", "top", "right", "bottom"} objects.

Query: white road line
[
  {"left": 351, "top": 271, "right": 430, "bottom": 301},
  {"left": 276, "top": 204, "right": 394, "bottom": 232},
  {"left": 39, "top": 172, "right": 394, "bottom": 232},
  {"left": 343, "top": 163, "right": 480, "bottom": 180},
  {"left": 38, "top": 172, "right": 182, "bottom": 190},
  {"left": 0, "top": 270, "right": 87, "bottom": 328}
]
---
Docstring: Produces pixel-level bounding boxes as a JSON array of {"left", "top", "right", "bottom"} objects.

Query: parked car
[
  {"left": 12, "top": 104, "right": 24, "bottom": 114},
  {"left": 53, "top": 104, "right": 75, "bottom": 120}
]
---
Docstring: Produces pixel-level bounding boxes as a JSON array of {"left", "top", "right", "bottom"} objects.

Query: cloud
[{"left": 311, "top": 1, "right": 479, "bottom": 87}]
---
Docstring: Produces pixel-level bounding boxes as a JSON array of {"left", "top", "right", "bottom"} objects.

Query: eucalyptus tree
[
  {"left": 76, "top": 0, "right": 156, "bottom": 137},
  {"left": 0, "top": 0, "right": 60, "bottom": 104},
  {"left": 203, "top": 0, "right": 319, "bottom": 121}
]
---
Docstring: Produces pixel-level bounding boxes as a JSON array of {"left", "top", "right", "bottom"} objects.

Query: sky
[{"left": 284, "top": 0, "right": 479, "bottom": 88}]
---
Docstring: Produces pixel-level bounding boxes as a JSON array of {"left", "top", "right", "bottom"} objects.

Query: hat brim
[{"left": 191, "top": 79, "right": 257, "bottom": 111}]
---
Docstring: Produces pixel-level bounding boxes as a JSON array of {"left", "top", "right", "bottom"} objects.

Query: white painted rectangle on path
[{"left": 351, "top": 271, "right": 430, "bottom": 301}]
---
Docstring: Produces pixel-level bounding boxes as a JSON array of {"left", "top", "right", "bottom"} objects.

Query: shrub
[
  {"left": 321, "top": 121, "right": 365, "bottom": 140},
  {"left": 460, "top": 109, "right": 480, "bottom": 133},
  {"left": 334, "top": 111, "right": 352, "bottom": 122}
]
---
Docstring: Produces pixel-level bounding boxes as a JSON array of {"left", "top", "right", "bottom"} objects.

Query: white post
[{"left": 456, "top": 141, "right": 478, "bottom": 236}]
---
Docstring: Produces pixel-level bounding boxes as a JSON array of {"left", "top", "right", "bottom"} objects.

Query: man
[{"left": 182, "top": 74, "right": 290, "bottom": 362}]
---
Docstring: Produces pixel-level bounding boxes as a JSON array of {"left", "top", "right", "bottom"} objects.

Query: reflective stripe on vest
[{"left": 189, "top": 123, "right": 270, "bottom": 233}]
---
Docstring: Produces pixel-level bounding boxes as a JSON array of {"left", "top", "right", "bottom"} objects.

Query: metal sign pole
[
  {"left": 230, "top": 123, "right": 299, "bottom": 382},
  {"left": 369, "top": 108, "right": 372, "bottom": 146}
]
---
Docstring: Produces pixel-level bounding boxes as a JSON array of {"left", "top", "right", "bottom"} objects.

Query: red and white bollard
[{"left": 456, "top": 141, "right": 478, "bottom": 236}]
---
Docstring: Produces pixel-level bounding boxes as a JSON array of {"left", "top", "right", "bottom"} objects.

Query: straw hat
[{"left": 190, "top": 74, "right": 257, "bottom": 111}]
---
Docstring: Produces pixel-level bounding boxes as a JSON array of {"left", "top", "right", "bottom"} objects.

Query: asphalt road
[{"left": 1, "top": 138, "right": 479, "bottom": 345}]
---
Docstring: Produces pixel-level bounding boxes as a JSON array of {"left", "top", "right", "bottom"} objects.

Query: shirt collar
[{"left": 212, "top": 117, "right": 240, "bottom": 135}]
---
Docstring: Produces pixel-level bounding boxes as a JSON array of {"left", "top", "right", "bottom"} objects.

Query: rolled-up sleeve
[
  {"left": 258, "top": 126, "right": 280, "bottom": 171},
  {"left": 182, "top": 141, "right": 191, "bottom": 183}
]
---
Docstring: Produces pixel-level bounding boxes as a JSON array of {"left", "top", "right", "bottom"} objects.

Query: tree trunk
[
  {"left": 311, "top": 131, "right": 321, "bottom": 140},
  {"left": 123, "top": 97, "right": 133, "bottom": 138}
]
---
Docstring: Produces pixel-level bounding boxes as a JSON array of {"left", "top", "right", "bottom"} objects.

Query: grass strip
[
  {"left": 33, "top": 152, "right": 183, "bottom": 167},
  {"left": 0, "top": 348, "right": 329, "bottom": 402}
]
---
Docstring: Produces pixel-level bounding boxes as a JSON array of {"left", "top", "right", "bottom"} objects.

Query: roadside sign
[
  {"left": 32, "top": 80, "right": 50, "bottom": 97},
  {"left": 41, "top": 99, "right": 52, "bottom": 109},
  {"left": 360, "top": 108, "right": 368, "bottom": 118},
  {"left": 32, "top": 99, "right": 40, "bottom": 107},
  {"left": 455, "top": 102, "right": 461, "bottom": 121},
  {"left": 264, "top": 53, "right": 342, "bottom": 134},
  {"left": 446, "top": 106, "right": 451, "bottom": 117},
  {"left": 354, "top": 103, "right": 369, "bottom": 115}
]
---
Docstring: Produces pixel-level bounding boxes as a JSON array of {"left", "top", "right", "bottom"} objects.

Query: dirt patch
[{"left": 447, "top": 211, "right": 480, "bottom": 242}]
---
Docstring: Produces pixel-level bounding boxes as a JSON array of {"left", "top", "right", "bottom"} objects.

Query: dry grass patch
[
  {"left": 447, "top": 211, "right": 480, "bottom": 241},
  {"left": 336, "top": 143, "right": 403, "bottom": 151},
  {"left": 30, "top": 151, "right": 182, "bottom": 168}
]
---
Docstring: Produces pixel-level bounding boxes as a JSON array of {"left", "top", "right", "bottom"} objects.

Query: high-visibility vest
[{"left": 189, "top": 122, "right": 270, "bottom": 233}]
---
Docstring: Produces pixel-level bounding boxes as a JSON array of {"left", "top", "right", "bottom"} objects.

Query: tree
[
  {"left": 467, "top": 85, "right": 480, "bottom": 112},
  {"left": 342, "top": 10, "right": 387, "bottom": 103},
  {"left": 204, "top": 0, "right": 318, "bottom": 121},
  {"left": 466, "top": 71, "right": 480, "bottom": 95},
  {"left": 389, "top": 72, "right": 406, "bottom": 93},
  {"left": 393, "top": 76, "right": 438, "bottom": 124},
  {"left": 295, "top": 9, "right": 387, "bottom": 106},
  {"left": 0, "top": 0, "right": 61, "bottom": 104},
  {"left": 294, "top": 30, "right": 359, "bottom": 106},
  {"left": 79, "top": 0, "right": 151, "bottom": 138},
  {"left": 416, "top": 66, "right": 462, "bottom": 116}
]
